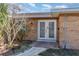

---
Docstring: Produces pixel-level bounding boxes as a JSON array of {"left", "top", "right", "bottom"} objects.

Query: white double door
[{"left": 38, "top": 20, "right": 57, "bottom": 42}]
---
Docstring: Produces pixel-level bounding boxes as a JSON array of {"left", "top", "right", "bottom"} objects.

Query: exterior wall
[
  {"left": 25, "top": 19, "right": 38, "bottom": 41},
  {"left": 59, "top": 15, "right": 79, "bottom": 49},
  {"left": 24, "top": 14, "right": 79, "bottom": 49},
  {"left": 25, "top": 18, "right": 57, "bottom": 41}
]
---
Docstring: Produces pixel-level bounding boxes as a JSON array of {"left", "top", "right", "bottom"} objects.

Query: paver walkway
[
  {"left": 17, "top": 47, "right": 47, "bottom": 56},
  {"left": 32, "top": 41, "right": 57, "bottom": 48}
]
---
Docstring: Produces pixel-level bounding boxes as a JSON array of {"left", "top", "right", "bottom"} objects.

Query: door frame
[{"left": 37, "top": 19, "right": 57, "bottom": 42}]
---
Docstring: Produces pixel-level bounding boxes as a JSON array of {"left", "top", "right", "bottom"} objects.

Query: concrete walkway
[{"left": 17, "top": 47, "right": 47, "bottom": 56}]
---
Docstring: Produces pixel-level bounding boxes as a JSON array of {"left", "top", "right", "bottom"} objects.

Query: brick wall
[
  {"left": 59, "top": 15, "right": 79, "bottom": 49},
  {"left": 24, "top": 19, "right": 37, "bottom": 41}
]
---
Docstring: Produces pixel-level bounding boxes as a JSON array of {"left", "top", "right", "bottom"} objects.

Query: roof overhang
[
  {"left": 9, "top": 8, "right": 79, "bottom": 18},
  {"left": 11, "top": 12, "right": 59, "bottom": 18}
]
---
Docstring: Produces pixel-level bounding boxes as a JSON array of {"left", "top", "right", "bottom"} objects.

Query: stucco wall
[{"left": 59, "top": 15, "right": 79, "bottom": 49}]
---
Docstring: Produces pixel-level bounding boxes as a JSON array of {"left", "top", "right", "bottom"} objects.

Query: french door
[{"left": 38, "top": 20, "right": 57, "bottom": 42}]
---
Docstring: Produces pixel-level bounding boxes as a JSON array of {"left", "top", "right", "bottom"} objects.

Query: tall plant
[
  {"left": 0, "top": 3, "right": 8, "bottom": 46},
  {"left": 0, "top": 3, "right": 26, "bottom": 48},
  {"left": 4, "top": 4, "right": 26, "bottom": 48}
]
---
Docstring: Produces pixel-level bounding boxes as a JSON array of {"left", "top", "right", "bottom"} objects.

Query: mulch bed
[
  {"left": 39, "top": 48, "right": 79, "bottom": 56},
  {"left": 0, "top": 40, "right": 33, "bottom": 56}
]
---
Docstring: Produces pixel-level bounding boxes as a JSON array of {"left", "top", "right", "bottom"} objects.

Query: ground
[
  {"left": 0, "top": 40, "right": 32, "bottom": 56},
  {"left": 39, "top": 48, "right": 79, "bottom": 56},
  {"left": 17, "top": 47, "right": 47, "bottom": 56}
]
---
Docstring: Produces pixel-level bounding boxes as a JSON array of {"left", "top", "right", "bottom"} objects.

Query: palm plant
[{"left": 0, "top": 3, "right": 8, "bottom": 46}]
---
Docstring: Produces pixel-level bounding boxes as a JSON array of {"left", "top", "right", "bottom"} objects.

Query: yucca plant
[{"left": 0, "top": 3, "right": 8, "bottom": 46}]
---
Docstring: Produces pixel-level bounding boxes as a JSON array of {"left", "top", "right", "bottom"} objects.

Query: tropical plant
[
  {"left": 4, "top": 4, "right": 26, "bottom": 48},
  {"left": 0, "top": 3, "right": 8, "bottom": 46},
  {"left": 0, "top": 3, "right": 26, "bottom": 49}
]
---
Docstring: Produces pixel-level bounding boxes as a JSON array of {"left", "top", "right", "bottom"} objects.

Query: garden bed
[
  {"left": 0, "top": 40, "right": 33, "bottom": 56},
  {"left": 39, "top": 48, "right": 79, "bottom": 56}
]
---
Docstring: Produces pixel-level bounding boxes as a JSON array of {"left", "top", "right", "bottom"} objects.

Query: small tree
[
  {"left": 4, "top": 4, "right": 26, "bottom": 48},
  {"left": 4, "top": 17, "right": 26, "bottom": 48},
  {"left": 0, "top": 3, "right": 26, "bottom": 49}
]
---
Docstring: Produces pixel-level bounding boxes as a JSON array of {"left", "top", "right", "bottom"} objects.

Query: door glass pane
[
  {"left": 49, "top": 22, "right": 54, "bottom": 38},
  {"left": 40, "top": 22, "right": 45, "bottom": 38}
]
